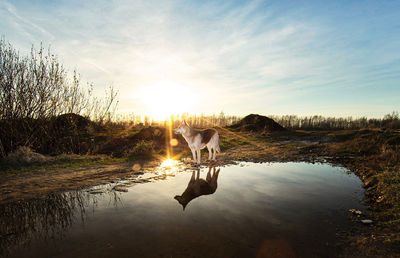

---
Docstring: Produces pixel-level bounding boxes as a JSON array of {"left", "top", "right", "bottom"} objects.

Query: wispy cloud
[{"left": 1, "top": 0, "right": 399, "bottom": 117}]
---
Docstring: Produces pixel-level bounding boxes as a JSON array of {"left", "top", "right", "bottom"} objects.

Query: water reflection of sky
[{"left": 1, "top": 162, "right": 366, "bottom": 258}]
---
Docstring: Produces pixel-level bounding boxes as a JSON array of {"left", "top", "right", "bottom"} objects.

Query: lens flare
[{"left": 170, "top": 138, "right": 178, "bottom": 146}]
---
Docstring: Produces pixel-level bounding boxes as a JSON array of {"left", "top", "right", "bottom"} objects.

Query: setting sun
[{"left": 139, "top": 81, "right": 195, "bottom": 121}]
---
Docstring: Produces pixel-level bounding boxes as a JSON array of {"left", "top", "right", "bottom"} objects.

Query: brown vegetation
[{"left": 0, "top": 38, "right": 117, "bottom": 158}]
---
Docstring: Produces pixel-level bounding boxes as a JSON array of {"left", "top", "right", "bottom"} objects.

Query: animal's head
[
  {"left": 174, "top": 195, "right": 188, "bottom": 210},
  {"left": 174, "top": 121, "right": 189, "bottom": 134}
]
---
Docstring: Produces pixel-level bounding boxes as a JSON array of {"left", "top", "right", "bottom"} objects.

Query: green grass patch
[
  {"left": 0, "top": 155, "right": 127, "bottom": 176},
  {"left": 219, "top": 133, "right": 249, "bottom": 151}
]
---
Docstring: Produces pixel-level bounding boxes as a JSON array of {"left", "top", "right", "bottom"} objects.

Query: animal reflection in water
[{"left": 174, "top": 166, "right": 220, "bottom": 210}]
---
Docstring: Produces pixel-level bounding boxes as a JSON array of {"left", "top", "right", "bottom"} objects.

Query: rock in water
[
  {"left": 113, "top": 186, "right": 129, "bottom": 192},
  {"left": 89, "top": 189, "right": 106, "bottom": 194},
  {"left": 349, "top": 209, "right": 362, "bottom": 215},
  {"left": 361, "top": 219, "right": 373, "bottom": 224}
]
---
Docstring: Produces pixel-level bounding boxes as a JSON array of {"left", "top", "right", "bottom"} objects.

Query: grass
[
  {"left": 0, "top": 154, "right": 127, "bottom": 176},
  {"left": 219, "top": 132, "right": 249, "bottom": 151},
  {"left": 127, "top": 140, "right": 155, "bottom": 160}
]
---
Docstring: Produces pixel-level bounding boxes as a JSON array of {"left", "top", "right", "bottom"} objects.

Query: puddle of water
[{"left": 0, "top": 162, "right": 366, "bottom": 257}]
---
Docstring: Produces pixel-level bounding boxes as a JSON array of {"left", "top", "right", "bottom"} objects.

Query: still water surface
[{"left": 1, "top": 162, "right": 366, "bottom": 257}]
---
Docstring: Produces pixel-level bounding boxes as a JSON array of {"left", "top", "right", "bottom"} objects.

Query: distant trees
[
  {"left": 112, "top": 112, "right": 242, "bottom": 129},
  {"left": 270, "top": 112, "right": 400, "bottom": 130},
  {"left": 113, "top": 111, "right": 400, "bottom": 131},
  {"left": 382, "top": 111, "right": 400, "bottom": 129},
  {"left": 0, "top": 38, "right": 118, "bottom": 157},
  {"left": 166, "top": 113, "right": 241, "bottom": 128}
]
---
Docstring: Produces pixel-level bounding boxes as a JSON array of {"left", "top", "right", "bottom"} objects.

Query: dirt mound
[
  {"left": 229, "top": 114, "right": 285, "bottom": 133},
  {"left": 44, "top": 113, "right": 101, "bottom": 154},
  {"left": 53, "top": 113, "right": 91, "bottom": 129},
  {"left": 95, "top": 126, "right": 165, "bottom": 157}
]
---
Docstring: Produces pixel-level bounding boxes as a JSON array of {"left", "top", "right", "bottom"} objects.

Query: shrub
[
  {"left": 4, "top": 146, "right": 50, "bottom": 165},
  {"left": 128, "top": 141, "right": 154, "bottom": 158}
]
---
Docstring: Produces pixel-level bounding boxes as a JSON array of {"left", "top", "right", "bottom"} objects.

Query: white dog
[{"left": 174, "top": 121, "right": 220, "bottom": 165}]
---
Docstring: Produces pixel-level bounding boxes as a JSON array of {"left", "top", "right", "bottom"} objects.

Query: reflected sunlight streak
[{"left": 158, "top": 158, "right": 182, "bottom": 175}]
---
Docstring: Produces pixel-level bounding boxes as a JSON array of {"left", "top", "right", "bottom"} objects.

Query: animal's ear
[
  {"left": 182, "top": 121, "right": 186, "bottom": 126},
  {"left": 174, "top": 195, "right": 180, "bottom": 200}
]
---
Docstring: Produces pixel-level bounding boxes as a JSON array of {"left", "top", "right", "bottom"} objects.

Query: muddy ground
[{"left": 1, "top": 129, "right": 399, "bottom": 257}]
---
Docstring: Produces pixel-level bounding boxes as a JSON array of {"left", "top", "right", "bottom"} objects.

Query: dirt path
[
  {"left": 0, "top": 156, "right": 234, "bottom": 204},
  {"left": 0, "top": 163, "right": 137, "bottom": 204},
  {"left": 0, "top": 141, "right": 330, "bottom": 204}
]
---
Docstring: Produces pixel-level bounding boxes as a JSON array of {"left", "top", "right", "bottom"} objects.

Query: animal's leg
[
  {"left": 196, "top": 169, "right": 200, "bottom": 179},
  {"left": 196, "top": 149, "right": 201, "bottom": 165},
  {"left": 215, "top": 168, "right": 220, "bottom": 178},
  {"left": 191, "top": 148, "right": 196, "bottom": 164},
  {"left": 212, "top": 145, "right": 217, "bottom": 160},
  {"left": 206, "top": 167, "right": 212, "bottom": 182},
  {"left": 189, "top": 171, "right": 196, "bottom": 183},
  {"left": 210, "top": 168, "right": 220, "bottom": 191},
  {"left": 207, "top": 144, "right": 212, "bottom": 160}
]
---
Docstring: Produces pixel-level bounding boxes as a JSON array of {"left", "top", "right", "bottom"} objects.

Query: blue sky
[{"left": 1, "top": 0, "right": 399, "bottom": 118}]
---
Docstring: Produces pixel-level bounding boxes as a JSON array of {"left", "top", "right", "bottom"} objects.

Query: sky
[{"left": 1, "top": 0, "right": 400, "bottom": 118}]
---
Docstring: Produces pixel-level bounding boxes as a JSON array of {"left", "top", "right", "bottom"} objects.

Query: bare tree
[{"left": 0, "top": 38, "right": 118, "bottom": 157}]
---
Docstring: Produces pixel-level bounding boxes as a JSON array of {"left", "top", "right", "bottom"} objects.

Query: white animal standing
[{"left": 174, "top": 121, "right": 220, "bottom": 165}]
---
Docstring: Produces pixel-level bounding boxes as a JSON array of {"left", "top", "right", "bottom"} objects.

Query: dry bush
[
  {"left": 128, "top": 141, "right": 154, "bottom": 158},
  {"left": 0, "top": 38, "right": 118, "bottom": 157},
  {"left": 4, "top": 146, "right": 50, "bottom": 165}
]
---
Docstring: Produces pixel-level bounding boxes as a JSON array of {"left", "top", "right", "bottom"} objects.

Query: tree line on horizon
[
  {"left": 114, "top": 111, "right": 400, "bottom": 130},
  {"left": 270, "top": 112, "right": 400, "bottom": 130}
]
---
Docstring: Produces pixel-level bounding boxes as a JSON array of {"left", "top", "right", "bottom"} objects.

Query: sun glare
[
  {"left": 139, "top": 81, "right": 195, "bottom": 121},
  {"left": 158, "top": 158, "right": 181, "bottom": 175},
  {"left": 160, "top": 158, "right": 177, "bottom": 168}
]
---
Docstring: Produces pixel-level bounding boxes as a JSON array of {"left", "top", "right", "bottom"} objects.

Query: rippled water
[{"left": 0, "top": 162, "right": 366, "bottom": 257}]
